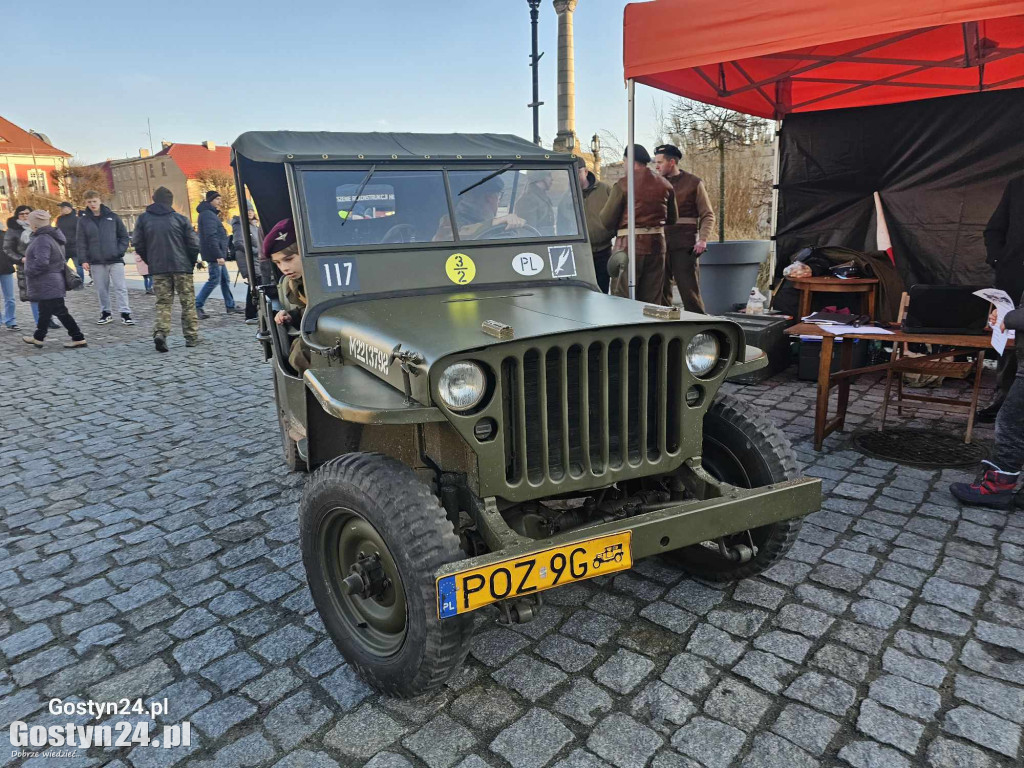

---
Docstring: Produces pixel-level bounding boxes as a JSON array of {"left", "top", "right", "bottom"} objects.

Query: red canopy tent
[
  {"left": 615, "top": 1, "right": 1024, "bottom": 297},
  {"left": 623, "top": 0, "right": 1024, "bottom": 118}
]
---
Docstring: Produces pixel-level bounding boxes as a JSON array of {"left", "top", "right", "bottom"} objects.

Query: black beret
[
  {"left": 624, "top": 144, "right": 652, "bottom": 164},
  {"left": 655, "top": 144, "right": 682, "bottom": 160}
]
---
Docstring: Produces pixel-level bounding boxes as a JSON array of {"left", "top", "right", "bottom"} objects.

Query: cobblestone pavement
[{"left": 2, "top": 287, "right": 1023, "bottom": 768}]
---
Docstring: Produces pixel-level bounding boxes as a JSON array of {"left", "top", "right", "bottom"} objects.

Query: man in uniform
[
  {"left": 655, "top": 144, "right": 715, "bottom": 312},
  {"left": 515, "top": 170, "right": 556, "bottom": 235},
  {"left": 599, "top": 145, "right": 677, "bottom": 304},
  {"left": 558, "top": 158, "right": 614, "bottom": 291}
]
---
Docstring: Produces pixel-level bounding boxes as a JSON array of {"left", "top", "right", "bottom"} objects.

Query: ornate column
[{"left": 552, "top": 0, "right": 579, "bottom": 153}]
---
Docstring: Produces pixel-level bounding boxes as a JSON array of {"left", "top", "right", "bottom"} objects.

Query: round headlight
[
  {"left": 686, "top": 333, "right": 720, "bottom": 377},
  {"left": 438, "top": 362, "right": 486, "bottom": 412}
]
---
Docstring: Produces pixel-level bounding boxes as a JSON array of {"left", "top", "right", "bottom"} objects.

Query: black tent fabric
[{"left": 775, "top": 90, "right": 1024, "bottom": 289}]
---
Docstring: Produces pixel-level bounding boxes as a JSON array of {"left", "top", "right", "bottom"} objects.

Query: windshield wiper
[
  {"left": 339, "top": 165, "right": 377, "bottom": 227},
  {"left": 458, "top": 164, "right": 513, "bottom": 196}
]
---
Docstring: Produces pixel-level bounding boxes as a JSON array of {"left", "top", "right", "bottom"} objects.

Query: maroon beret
[{"left": 263, "top": 218, "right": 295, "bottom": 258}]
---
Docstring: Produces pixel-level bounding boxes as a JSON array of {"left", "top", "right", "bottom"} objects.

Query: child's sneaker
[{"left": 950, "top": 461, "right": 1019, "bottom": 509}]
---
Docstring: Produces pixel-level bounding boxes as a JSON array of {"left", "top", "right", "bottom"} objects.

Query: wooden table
[
  {"left": 785, "top": 323, "right": 998, "bottom": 450},
  {"left": 789, "top": 276, "right": 879, "bottom": 320}
]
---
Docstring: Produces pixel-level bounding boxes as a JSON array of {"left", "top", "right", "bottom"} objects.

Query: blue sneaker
[{"left": 950, "top": 461, "right": 1019, "bottom": 509}]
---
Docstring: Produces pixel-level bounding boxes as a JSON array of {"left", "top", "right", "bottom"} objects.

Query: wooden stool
[{"left": 790, "top": 276, "right": 879, "bottom": 320}]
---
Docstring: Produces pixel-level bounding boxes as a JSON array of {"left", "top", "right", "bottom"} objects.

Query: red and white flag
[{"left": 873, "top": 191, "right": 895, "bottom": 265}]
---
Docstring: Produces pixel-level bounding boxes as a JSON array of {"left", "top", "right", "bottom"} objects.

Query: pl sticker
[
  {"left": 512, "top": 252, "right": 544, "bottom": 276},
  {"left": 446, "top": 253, "right": 476, "bottom": 285},
  {"left": 548, "top": 245, "right": 577, "bottom": 278}
]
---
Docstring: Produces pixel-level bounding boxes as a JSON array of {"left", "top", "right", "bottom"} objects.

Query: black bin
[{"left": 722, "top": 312, "right": 794, "bottom": 384}]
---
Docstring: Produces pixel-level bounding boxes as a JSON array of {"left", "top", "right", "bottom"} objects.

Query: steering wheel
[
  {"left": 381, "top": 223, "right": 419, "bottom": 244},
  {"left": 470, "top": 222, "right": 543, "bottom": 240}
]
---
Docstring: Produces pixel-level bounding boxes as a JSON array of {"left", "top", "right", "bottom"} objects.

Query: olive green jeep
[{"left": 231, "top": 131, "right": 821, "bottom": 698}]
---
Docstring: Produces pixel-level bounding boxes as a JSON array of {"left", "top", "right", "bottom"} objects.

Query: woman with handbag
[
  {"left": 3, "top": 205, "right": 59, "bottom": 329},
  {"left": 21, "top": 210, "right": 86, "bottom": 348}
]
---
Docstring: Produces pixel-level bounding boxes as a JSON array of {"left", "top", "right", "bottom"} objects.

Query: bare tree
[
  {"left": 663, "top": 100, "right": 772, "bottom": 241},
  {"left": 192, "top": 168, "right": 237, "bottom": 220},
  {"left": 7, "top": 188, "right": 61, "bottom": 218},
  {"left": 49, "top": 161, "right": 112, "bottom": 208}
]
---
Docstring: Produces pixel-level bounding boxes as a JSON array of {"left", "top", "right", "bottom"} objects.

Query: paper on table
[
  {"left": 972, "top": 288, "right": 1016, "bottom": 355},
  {"left": 819, "top": 324, "right": 896, "bottom": 336}
]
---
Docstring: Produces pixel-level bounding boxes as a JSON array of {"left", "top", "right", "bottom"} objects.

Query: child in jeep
[{"left": 263, "top": 219, "right": 311, "bottom": 374}]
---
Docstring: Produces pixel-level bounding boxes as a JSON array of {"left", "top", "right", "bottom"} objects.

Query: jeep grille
[{"left": 500, "top": 334, "right": 686, "bottom": 485}]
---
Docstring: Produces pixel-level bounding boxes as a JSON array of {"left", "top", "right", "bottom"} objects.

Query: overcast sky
[{"left": 15, "top": 0, "right": 669, "bottom": 164}]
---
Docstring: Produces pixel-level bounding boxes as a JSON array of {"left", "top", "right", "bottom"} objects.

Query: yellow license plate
[{"left": 437, "top": 531, "right": 633, "bottom": 618}]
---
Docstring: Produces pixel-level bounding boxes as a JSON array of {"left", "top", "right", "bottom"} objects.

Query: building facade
[{"left": 0, "top": 116, "right": 71, "bottom": 216}]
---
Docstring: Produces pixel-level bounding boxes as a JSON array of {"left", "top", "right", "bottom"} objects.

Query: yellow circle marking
[{"left": 446, "top": 253, "right": 476, "bottom": 285}]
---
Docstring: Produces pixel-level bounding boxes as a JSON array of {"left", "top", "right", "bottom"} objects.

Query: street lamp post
[
  {"left": 527, "top": 1, "right": 544, "bottom": 146},
  {"left": 591, "top": 133, "right": 601, "bottom": 178}
]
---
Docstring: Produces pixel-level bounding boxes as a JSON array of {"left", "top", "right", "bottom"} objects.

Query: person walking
[
  {"left": 77, "top": 191, "right": 134, "bottom": 325},
  {"left": 195, "top": 190, "right": 239, "bottom": 319},
  {"left": 230, "top": 202, "right": 263, "bottom": 324},
  {"left": 4, "top": 205, "right": 58, "bottom": 328},
  {"left": 655, "top": 144, "right": 716, "bottom": 313},
  {"left": 132, "top": 187, "right": 202, "bottom": 352},
  {"left": 55, "top": 201, "right": 84, "bottom": 286},
  {"left": 0, "top": 212, "right": 19, "bottom": 330},
  {"left": 600, "top": 145, "right": 678, "bottom": 304},
  {"left": 21, "top": 210, "right": 86, "bottom": 349}
]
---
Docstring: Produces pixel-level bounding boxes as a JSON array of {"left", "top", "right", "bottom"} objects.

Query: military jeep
[{"left": 231, "top": 131, "right": 821, "bottom": 698}]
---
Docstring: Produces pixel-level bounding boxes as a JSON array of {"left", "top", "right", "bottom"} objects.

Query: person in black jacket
[
  {"left": 77, "top": 191, "right": 133, "bottom": 325},
  {"left": 55, "top": 202, "right": 83, "bottom": 286},
  {"left": 133, "top": 187, "right": 202, "bottom": 352},
  {"left": 194, "top": 190, "right": 239, "bottom": 319},
  {"left": 979, "top": 176, "right": 1024, "bottom": 422}
]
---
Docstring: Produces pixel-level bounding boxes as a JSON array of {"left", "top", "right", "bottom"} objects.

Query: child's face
[{"left": 273, "top": 247, "right": 303, "bottom": 280}]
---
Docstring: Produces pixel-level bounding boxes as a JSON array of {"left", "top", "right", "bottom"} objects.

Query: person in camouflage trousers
[{"left": 131, "top": 187, "right": 202, "bottom": 352}]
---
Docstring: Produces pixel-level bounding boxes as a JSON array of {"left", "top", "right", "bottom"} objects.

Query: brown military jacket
[
  {"left": 599, "top": 167, "right": 678, "bottom": 234},
  {"left": 556, "top": 173, "right": 614, "bottom": 247},
  {"left": 665, "top": 171, "right": 715, "bottom": 251}
]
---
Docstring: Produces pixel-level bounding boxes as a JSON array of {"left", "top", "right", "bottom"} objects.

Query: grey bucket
[{"left": 698, "top": 240, "right": 770, "bottom": 315}]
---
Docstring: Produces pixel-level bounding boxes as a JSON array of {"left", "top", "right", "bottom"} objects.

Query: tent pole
[
  {"left": 768, "top": 118, "right": 782, "bottom": 291},
  {"left": 627, "top": 79, "right": 636, "bottom": 300}
]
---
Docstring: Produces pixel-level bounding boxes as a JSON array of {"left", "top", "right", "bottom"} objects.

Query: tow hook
[
  {"left": 342, "top": 553, "right": 391, "bottom": 599},
  {"left": 717, "top": 539, "right": 757, "bottom": 563},
  {"left": 495, "top": 594, "right": 543, "bottom": 625}
]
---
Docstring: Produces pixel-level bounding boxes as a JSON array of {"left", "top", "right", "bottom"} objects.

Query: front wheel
[
  {"left": 298, "top": 453, "right": 473, "bottom": 697},
  {"left": 665, "top": 394, "right": 802, "bottom": 581}
]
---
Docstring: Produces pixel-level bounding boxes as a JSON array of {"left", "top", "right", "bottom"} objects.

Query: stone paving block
[
  {"left": 639, "top": 602, "right": 698, "bottom": 634},
  {"left": 921, "top": 577, "right": 982, "bottom": 615},
  {"left": 450, "top": 685, "right": 523, "bottom": 730},
  {"left": 491, "top": 707, "right": 576, "bottom": 768},
  {"left": 810, "top": 563, "right": 866, "bottom": 592},
  {"left": 172, "top": 625, "right": 236, "bottom": 674},
  {"left": 868, "top": 673, "right": 942, "bottom": 719},
  {"left": 686, "top": 623, "right": 746, "bottom": 666},
  {"left": 784, "top": 671, "right": 856, "bottom": 716},
  {"left": 770, "top": 704, "right": 840, "bottom": 756},
  {"left": 702, "top": 679, "right": 771, "bottom": 730},
  {"left": 0, "top": 624, "right": 54, "bottom": 660},
  {"left": 593, "top": 649, "right": 655, "bottom": 694},
  {"left": 613, "top": 573, "right": 667, "bottom": 602},
  {"left": 252, "top": 624, "right": 314, "bottom": 663},
  {"left": 319, "top": 664, "right": 373, "bottom": 711},
  {"left": 975, "top": 620, "right": 1024, "bottom": 652},
  {"left": 953, "top": 672, "right": 1024, "bottom": 724},
  {"left": 856, "top": 699, "right": 924, "bottom": 755},
  {"left": 893, "top": 630, "right": 954, "bottom": 662},
  {"left": 191, "top": 695, "right": 257, "bottom": 739},
  {"left": 403, "top": 713, "right": 477, "bottom": 768},
  {"left": 107, "top": 578, "right": 170, "bottom": 612},
  {"left": 670, "top": 717, "right": 745, "bottom": 768},
  {"left": 492, "top": 656, "right": 568, "bottom": 701},
  {"left": 11, "top": 646, "right": 75, "bottom": 686},
  {"left": 925, "top": 736, "right": 999, "bottom": 768},
  {"left": 660, "top": 652, "right": 716, "bottom": 696},
  {"left": 850, "top": 598, "right": 901, "bottom": 629},
  {"left": 469, "top": 627, "right": 531, "bottom": 667},
  {"left": 561, "top": 609, "right": 623, "bottom": 646},
  {"left": 881, "top": 647, "right": 946, "bottom": 687},
  {"left": 732, "top": 580, "right": 786, "bottom": 610},
  {"left": 942, "top": 705, "right": 1021, "bottom": 758},
  {"left": 264, "top": 689, "right": 332, "bottom": 752},
  {"left": 552, "top": 750, "right": 613, "bottom": 768},
  {"left": 168, "top": 607, "right": 219, "bottom": 639},
  {"left": 775, "top": 603, "right": 835, "bottom": 638},
  {"left": 706, "top": 607, "right": 768, "bottom": 638},
  {"left": 752, "top": 630, "right": 812, "bottom": 664},
  {"left": 199, "top": 651, "right": 264, "bottom": 692},
  {"left": 555, "top": 677, "right": 614, "bottom": 726},
  {"left": 585, "top": 712, "right": 662, "bottom": 768},
  {"left": 836, "top": 741, "right": 912, "bottom": 768},
  {"left": 731, "top": 649, "right": 797, "bottom": 695},
  {"left": 536, "top": 634, "right": 599, "bottom": 673},
  {"left": 794, "top": 583, "right": 850, "bottom": 614},
  {"left": 297, "top": 639, "right": 344, "bottom": 678},
  {"left": 810, "top": 644, "right": 870, "bottom": 683},
  {"left": 150, "top": 679, "right": 212, "bottom": 721},
  {"left": 663, "top": 580, "right": 725, "bottom": 615},
  {"left": 587, "top": 591, "right": 638, "bottom": 618},
  {"left": 243, "top": 668, "right": 301, "bottom": 705},
  {"left": 629, "top": 680, "right": 696, "bottom": 730},
  {"left": 739, "top": 733, "right": 818, "bottom": 768},
  {"left": 830, "top": 620, "right": 887, "bottom": 654}
]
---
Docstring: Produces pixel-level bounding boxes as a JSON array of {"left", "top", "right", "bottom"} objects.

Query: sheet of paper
[{"left": 972, "top": 288, "right": 1016, "bottom": 355}]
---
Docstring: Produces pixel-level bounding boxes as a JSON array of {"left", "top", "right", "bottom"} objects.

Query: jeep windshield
[{"left": 300, "top": 167, "right": 579, "bottom": 249}]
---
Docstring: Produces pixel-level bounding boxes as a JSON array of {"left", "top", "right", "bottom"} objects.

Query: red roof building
[
  {"left": 0, "top": 115, "right": 71, "bottom": 216},
  {"left": 153, "top": 141, "right": 232, "bottom": 179}
]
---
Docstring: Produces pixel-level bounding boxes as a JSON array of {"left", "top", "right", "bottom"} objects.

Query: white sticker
[
  {"left": 512, "top": 252, "right": 544, "bottom": 276},
  {"left": 548, "top": 245, "right": 577, "bottom": 278},
  {"left": 349, "top": 337, "right": 391, "bottom": 375}
]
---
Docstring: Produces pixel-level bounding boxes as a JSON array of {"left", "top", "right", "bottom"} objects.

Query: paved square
[{"left": 1, "top": 287, "right": 1021, "bottom": 767}]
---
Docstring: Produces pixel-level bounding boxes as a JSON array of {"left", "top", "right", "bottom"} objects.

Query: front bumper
[{"left": 434, "top": 476, "right": 821, "bottom": 583}]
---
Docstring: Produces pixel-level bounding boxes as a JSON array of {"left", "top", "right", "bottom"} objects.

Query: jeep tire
[
  {"left": 299, "top": 452, "right": 473, "bottom": 697},
  {"left": 666, "top": 394, "right": 802, "bottom": 581}
]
